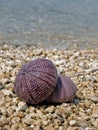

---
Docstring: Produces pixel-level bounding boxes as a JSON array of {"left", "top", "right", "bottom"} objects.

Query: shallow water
[{"left": 0, "top": 0, "right": 98, "bottom": 49}]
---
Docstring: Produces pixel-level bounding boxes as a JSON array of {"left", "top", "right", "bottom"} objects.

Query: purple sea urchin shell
[
  {"left": 46, "top": 75, "right": 77, "bottom": 103},
  {"left": 14, "top": 58, "right": 58, "bottom": 104}
]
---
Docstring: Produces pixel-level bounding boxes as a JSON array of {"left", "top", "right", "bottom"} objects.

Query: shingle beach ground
[{"left": 0, "top": 44, "right": 98, "bottom": 130}]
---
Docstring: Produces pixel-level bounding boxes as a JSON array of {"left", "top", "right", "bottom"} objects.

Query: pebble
[
  {"left": 1, "top": 78, "right": 9, "bottom": 85},
  {"left": 10, "top": 124, "right": 19, "bottom": 130},
  {"left": 54, "top": 60, "right": 65, "bottom": 66},
  {"left": 92, "top": 105, "right": 98, "bottom": 116},
  {"left": 2, "top": 89, "right": 12, "bottom": 96},
  {"left": 18, "top": 101, "right": 27, "bottom": 111},
  {"left": 79, "top": 62, "right": 85, "bottom": 67},
  {"left": 10, "top": 76, "right": 15, "bottom": 83},
  {"left": 89, "top": 96, "right": 98, "bottom": 103},
  {"left": 23, "top": 116, "right": 33, "bottom": 125},
  {"left": 45, "top": 125, "right": 54, "bottom": 130},
  {"left": 7, "top": 107, "right": 14, "bottom": 116},
  {"left": 45, "top": 106, "right": 55, "bottom": 113},
  {"left": 0, "top": 107, "right": 7, "bottom": 116},
  {"left": 0, "top": 116, "right": 9, "bottom": 127},
  {"left": 85, "top": 68, "right": 98, "bottom": 74},
  {"left": 11, "top": 117, "right": 20, "bottom": 124},
  {"left": 69, "top": 120, "right": 77, "bottom": 126},
  {"left": 58, "top": 126, "right": 64, "bottom": 130},
  {"left": 17, "top": 112, "right": 25, "bottom": 118}
]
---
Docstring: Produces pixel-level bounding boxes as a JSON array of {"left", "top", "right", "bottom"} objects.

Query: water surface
[{"left": 0, "top": 0, "right": 98, "bottom": 49}]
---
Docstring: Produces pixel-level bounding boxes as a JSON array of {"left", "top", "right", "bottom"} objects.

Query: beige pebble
[
  {"left": 30, "top": 124, "right": 35, "bottom": 129},
  {"left": 89, "top": 96, "right": 98, "bottom": 103},
  {"left": 17, "top": 112, "right": 25, "bottom": 118},
  {"left": 69, "top": 120, "right": 77, "bottom": 126},
  {"left": 58, "top": 126, "right": 64, "bottom": 130},
  {"left": 79, "top": 62, "right": 85, "bottom": 67},
  {"left": 1, "top": 78, "right": 9, "bottom": 85},
  {"left": 12, "top": 97, "right": 19, "bottom": 103},
  {"left": 28, "top": 106, "right": 36, "bottom": 113},
  {"left": 2, "top": 125, "right": 10, "bottom": 130},
  {"left": 85, "top": 68, "right": 98, "bottom": 74},
  {"left": 43, "top": 120, "right": 49, "bottom": 126},
  {"left": 2, "top": 89, "right": 12, "bottom": 96},
  {"left": 78, "top": 120, "right": 90, "bottom": 127},
  {"left": 54, "top": 60, "right": 65, "bottom": 66},
  {"left": 35, "top": 119, "right": 42, "bottom": 126},
  {"left": 11, "top": 68, "right": 18, "bottom": 76},
  {"left": 12, "top": 117, "right": 20, "bottom": 124},
  {"left": 18, "top": 101, "right": 26, "bottom": 108},
  {"left": 55, "top": 109, "right": 62, "bottom": 116},
  {"left": 45, "top": 124, "right": 54, "bottom": 130},
  {"left": 0, "top": 116, "right": 9, "bottom": 127},
  {"left": 58, "top": 66, "right": 64, "bottom": 73},
  {"left": 6, "top": 96, "right": 12, "bottom": 102},
  {"left": 45, "top": 106, "right": 55, "bottom": 113},
  {"left": 92, "top": 105, "right": 98, "bottom": 117},
  {"left": 0, "top": 100, "right": 5, "bottom": 106},
  {"left": 11, "top": 124, "right": 19, "bottom": 130},
  {"left": 6, "top": 60, "right": 15, "bottom": 66},
  {"left": 70, "top": 52, "right": 81, "bottom": 60},
  {"left": 0, "top": 107, "right": 7, "bottom": 116},
  {"left": 7, "top": 107, "right": 14, "bottom": 116},
  {"left": 5, "top": 101, "right": 11, "bottom": 108},
  {"left": 10, "top": 76, "right": 15, "bottom": 83},
  {"left": 23, "top": 116, "right": 33, "bottom": 125},
  {"left": 6, "top": 66, "right": 13, "bottom": 72},
  {"left": 17, "top": 121, "right": 27, "bottom": 129}
]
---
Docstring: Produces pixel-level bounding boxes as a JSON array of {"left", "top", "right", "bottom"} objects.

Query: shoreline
[
  {"left": 0, "top": 44, "right": 98, "bottom": 130},
  {"left": 0, "top": 41, "right": 98, "bottom": 51},
  {"left": 0, "top": 33, "right": 98, "bottom": 50}
]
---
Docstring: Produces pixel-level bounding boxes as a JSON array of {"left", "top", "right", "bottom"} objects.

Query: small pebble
[
  {"left": 0, "top": 116, "right": 9, "bottom": 127},
  {"left": 23, "top": 116, "right": 33, "bottom": 125},
  {"left": 2, "top": 89, "right": 12, "bottom": 96},
  {"left": 69, "top": 120, "right": 77, "bottom": 126},
  {"left": 45, "top": 106, "right": 55, "bottom": 113},
  {"left": 89, "top": 96, "right": 98, "bottom": 103}
]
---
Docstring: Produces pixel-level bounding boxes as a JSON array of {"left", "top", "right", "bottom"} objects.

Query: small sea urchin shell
[
  {"left": 46, "top": 75, "right": 77, "bottom": 103},
  {"left": 14, "top": 58, "right": 58, "bottom": 104}
]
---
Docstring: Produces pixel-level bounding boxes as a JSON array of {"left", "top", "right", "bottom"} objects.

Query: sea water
[{"left": 0, "top": 0, "right": 98, "bottom": 49}]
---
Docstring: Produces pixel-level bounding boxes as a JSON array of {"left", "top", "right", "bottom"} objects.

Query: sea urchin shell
[
  {"left": 46, "top": 75, "right": 77, "bottom": 103},
  {"left": 14, "top": 58, "right": 58, "bottom": 104}
]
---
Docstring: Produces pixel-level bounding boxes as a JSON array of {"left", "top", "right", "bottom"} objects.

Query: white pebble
[
  {"left": 2, "top": 89, "right": 12, "bottom": 96},
  {"left": 69, "top": 120, "right": 77, "bottom": 126}
]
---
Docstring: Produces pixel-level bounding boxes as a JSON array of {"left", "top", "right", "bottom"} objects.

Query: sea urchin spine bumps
[{"left": 14, "top": 58, "right": 58, "bottom": 104}]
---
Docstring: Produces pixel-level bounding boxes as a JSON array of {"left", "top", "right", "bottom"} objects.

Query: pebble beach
[{"left": 0, "top": 44, "right": 98, "bottom": 130}]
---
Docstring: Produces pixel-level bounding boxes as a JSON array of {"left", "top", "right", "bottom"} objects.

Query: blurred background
[{"left": 0, "top": 0, "right": 98, "bottom": 49}]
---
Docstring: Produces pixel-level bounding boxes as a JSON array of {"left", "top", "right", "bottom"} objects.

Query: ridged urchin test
[{"left": 14, "top": 58, "right": 58, "bottom": 104}]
